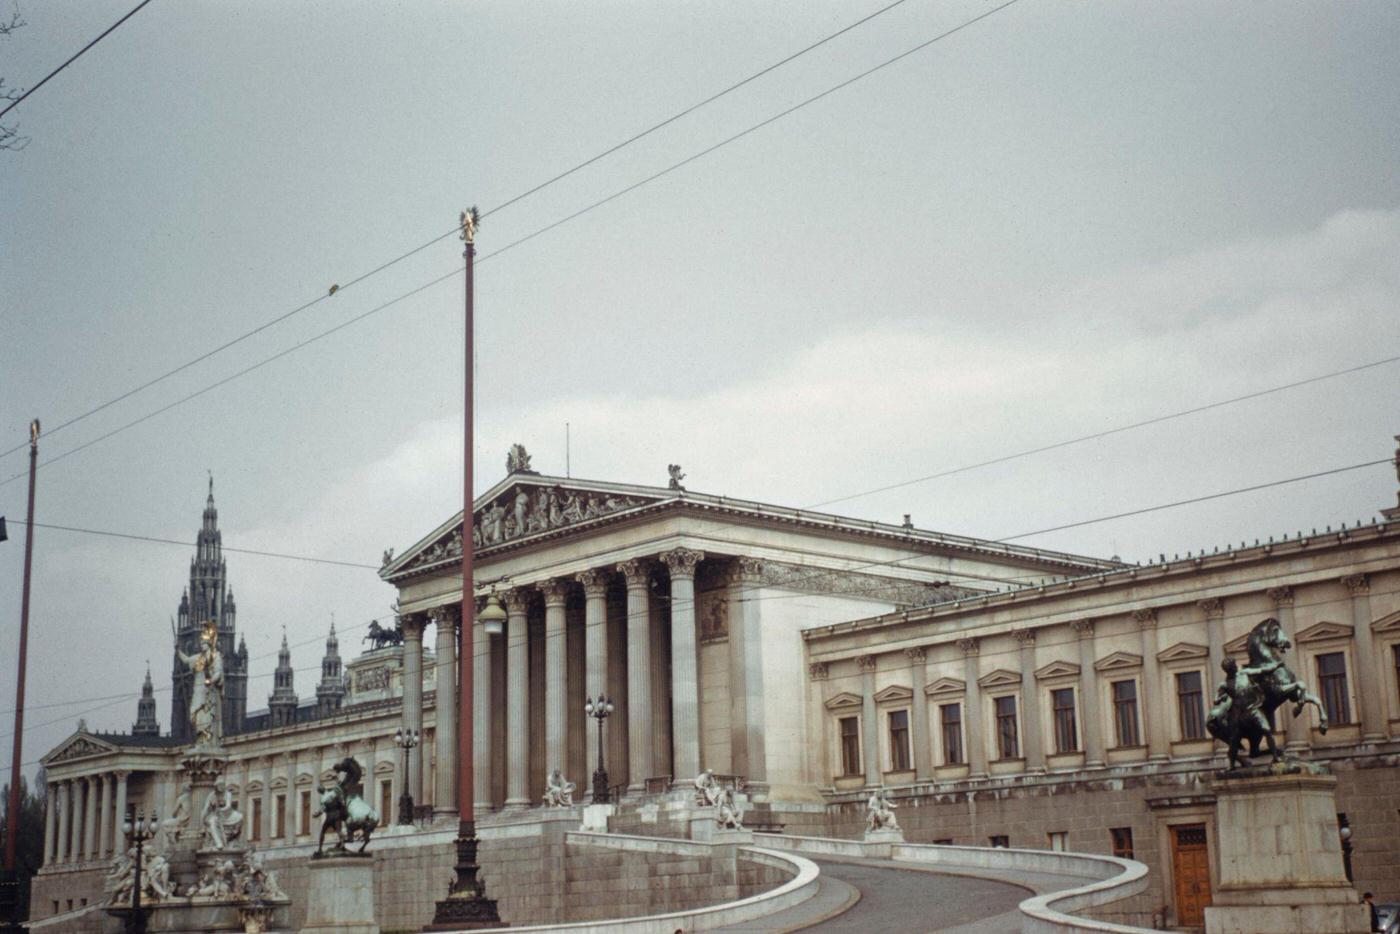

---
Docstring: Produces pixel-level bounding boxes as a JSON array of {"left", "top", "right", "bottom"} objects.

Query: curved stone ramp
[
  {"left": 459, "top": 840, "right": 821, "bottom": 933},
  {"left": 753, "top": 835, "right": 1158, "bottom": 933}
]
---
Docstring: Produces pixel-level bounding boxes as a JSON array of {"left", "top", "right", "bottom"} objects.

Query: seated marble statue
[
  {"left": 144, "top": 850, "right": 172, "bottom": 900},
  {"left": 543, "top": 769, "right": 575, "bottom": 807},
  {"left": 240, "top": 849, "right": 286, "bottom": 900},
  {"left": 104, "top": 848, "right": 136, "bottom": 905},
  {"left": 716, "top": 787, "right": 745, "bottom": 830},
  {"left": 160, "top": 784, "right": 192, "bottom": 850},
  {"left": 693, "top": 769, "right": 722, "bottom": 807},
  {"left": 866, "top": 788, "right": 899, "bottom": 832}
]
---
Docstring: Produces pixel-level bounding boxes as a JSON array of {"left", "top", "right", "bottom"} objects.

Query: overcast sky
[{"left": 2, "top": 0, "right": 1398, "bottom": 781}]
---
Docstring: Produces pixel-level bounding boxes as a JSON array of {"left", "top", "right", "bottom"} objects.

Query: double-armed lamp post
[
  {"left": 586, "top": 696, "right": 615, "bottom": 803},
  {"left": 120, "top": 806, "right": 157, "bottom": 934},
  {"left": 426, "top": 210, "right": 504, "bottom": 930},
  {"left": 394, "top": 727, "right": 420, "bottom": 826}
]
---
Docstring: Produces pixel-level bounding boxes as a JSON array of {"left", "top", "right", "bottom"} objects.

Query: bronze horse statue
[
  {"left": 1206, "top": 617, "right": 1327, "bottom": 768},
  {"left": 363, "top": 619, "right": 404, "bottom": 651},
  {"left": 312, "top": 757, "right": 379, "bottom": 856}
]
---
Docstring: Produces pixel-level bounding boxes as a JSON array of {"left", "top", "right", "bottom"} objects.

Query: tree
[
  {"left": 1, "top": 3, "right": 29, "bottom": 151},
  {"left": 0, "top": 770, "right": 47, "bottom": 921}
]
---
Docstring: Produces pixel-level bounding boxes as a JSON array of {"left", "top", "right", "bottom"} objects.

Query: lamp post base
[
  {"left": 591, "top": 768, "right": 610, "bottom": 804},
  {"left": 398, "top": 792, "right": 416, "bottom": 826},
  {"left": 424, "top": 823, "right": 503, "bottom": 931}
]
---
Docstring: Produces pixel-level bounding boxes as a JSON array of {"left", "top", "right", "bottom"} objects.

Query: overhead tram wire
[
  {"left": 0, "top": 0, "right": 917, "bottom": 461},
  {"left": 3, "top": 0, "right": 1027, "bottom": 484},
  {"left": 0, "top": 0, "right": 155, "bottom": 122}
]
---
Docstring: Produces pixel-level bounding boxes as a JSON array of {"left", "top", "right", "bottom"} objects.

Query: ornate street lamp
[
  {"left": 477, "top": 592, "right": 506, "bottom": 637},
  {"left": 119, "top": 806, "right": 157, "bottom": 934},
  {"left": 395, "top": 727, "right": 420, "bottom": 825},
  {"left": 585, "top": 695, "right": 615, "bottom": 803}
]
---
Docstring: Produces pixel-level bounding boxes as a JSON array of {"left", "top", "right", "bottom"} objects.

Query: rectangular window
[
  {"left": 989, "top": 835, "right": 1009, "bottom": 848},
  {"left": 1316, "top": 652, "right": 1351, "bottom": 725},
  {"left": 274, "top": 794, "right": 286, "bottom": 838},
  {"left": 887, "top": 709, "right": 911, "bottom": 771},
  {"left": 995, "top": 696, "right": 1019, "bottom": 759},
  {"left": 250, "top": 798, "right": 262, "bottom": 842},
  {"left": 1176, "top": 671, "right": 1205, "bottom": 740},
  {"left": 838, "top": 716, "right": 862, "bottom": 776},
  {"left": 1048, "top": 831, "right": 1068, "bottom": 851},
  {"left": 1112, "top": 680, "right": 1140, "bottom": 747},
  {"left": 299, "top": 790, "right": 311, "bottom": 836},
  {"left": 1110, "top": 826, "right": 1134, "bottom": 860},
  {"left": 380, "top": 780, "right": 392, "bottom": 827},
  {"left": 940, "top": 703, "right": 963, "bottom": 765},
  {"left": 1051, "top": 688, "right": 1078, "bottom": 753}
]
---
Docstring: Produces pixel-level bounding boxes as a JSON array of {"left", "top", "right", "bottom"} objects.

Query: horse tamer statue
[
  {"left": 1206, "top": 616, "right": 1328, "bottom": 769},
  {"left": 313, "top": 757, "right": 379, "bottom": 856}
]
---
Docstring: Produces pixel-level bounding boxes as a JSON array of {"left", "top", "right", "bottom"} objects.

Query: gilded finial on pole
[
  {"left": 460, "top": 206, "right": 479, "bottom": 245},
  {"left": 29, "top": 418, "right": 39, "bottom": 450}
]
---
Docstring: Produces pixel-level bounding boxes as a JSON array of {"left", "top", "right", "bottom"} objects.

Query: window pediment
[
  {"left": 825, "top": 692, "right": 863, "bottom": 711},
  {"left": 873, "top": 684, "right": 913, "bottom": 703},
  {"left": 1034, "top": 660, "right": 1080, "bottom": 681},
  {"left": 373, "top": 760, "right": 396, "bottom": 775},
  {"left": 1295, "top": 621, "right": 1353, "bottom": 644},
  {"left": 1094, "top": 651, "right": 1143, "bottom": 673},
  {"left": 925, "top": 677, "right": 965, "bottom": 697},
  {"left": 1371, "top": 610, "right": 1400, "bottom": 633},
  {"left": 1223, "top": 632, "right": 1251, "bottom": 655},
  {"left": 1157, "top": 642, "right": 1209, "bottom": 664},
  {"left": 977, "top": 669, "right": 1023, "bottom": 689}
]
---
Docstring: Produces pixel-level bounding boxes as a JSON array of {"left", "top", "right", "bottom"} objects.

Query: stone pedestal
[
  {"left": 1205, "top": 766, "right": 1369, "bottom": 934},
  {"left": 863, "top": 828, "right": 904, "bottom": 844},
  {"left": 579, "top": 803, "right": 614, "bottom": 833},
  {"left": 302, "top": 855, "right": 379, "bottom": 934}
]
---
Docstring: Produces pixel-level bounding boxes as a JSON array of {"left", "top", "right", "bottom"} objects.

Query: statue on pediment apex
[
  {"left": 506, "top": 444, "right": 536, "bottom": 475},
  {"left": 668, "top": 464, "right": 686, "bottom": 491}
]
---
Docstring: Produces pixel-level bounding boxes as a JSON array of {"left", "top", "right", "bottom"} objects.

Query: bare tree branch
[{"left": 0, "top": 2, "right": 26, "bottom": 150}]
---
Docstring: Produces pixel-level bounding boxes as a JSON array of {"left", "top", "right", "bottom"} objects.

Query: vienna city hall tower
[{"left": 170, "top": 477, "right": 249, "bottom": 741}]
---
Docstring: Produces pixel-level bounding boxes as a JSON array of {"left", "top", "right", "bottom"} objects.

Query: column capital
[
  {"left": 502, "top": 587, "right": 531, "bottom": 614},
  {"left": 1014, "top": 628, "right": 1036, "bottom": 646},
  {"left": 1342, "top": 573, "right": 1370, "bottom": 595},
  {"left": 1132, "top": 608, "right": 1157, "bottom": 629},
  {"left": 1196, "top": 597, "right": 1224, "bottom": 618},
  {"left": 903, "top": 645, "right": 926, "bottom": 663},
  {"left": 733, "top": 556, "right": 764, "bottom": 582},
  {"left": 400, "top": 613, "right": 427, "bottom": 640},
  {"left": 1267, "top": 586, "right": 1294, "bottom": 607},
  {"left": 614, "top": 559, "right": 650, "bottom": 589},
  {"left": 856, "top": 654, "right": 878, "bottom": 674},
  {"left": 575, "top": 568, "right": 610, "bottom": 596},
  {"left": 1071, "top": 619, "right": 1095, "bottom": 639},
  {"left": 537, "top": 577, "right": 571, "bottom": 605},
  {"left": 808, "top": 662, "right": 829, "bottom": 681},
  {"left": 660, "top": 547, "right": 705, "bottom": 578},
  {"left": 957, "top": 637, "right": 979, "bottom": 656},
  {"left": 428, "top": 605, "right": 459, "bottom": 629}
]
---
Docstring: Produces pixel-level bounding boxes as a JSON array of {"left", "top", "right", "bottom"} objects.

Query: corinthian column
[
  {"left": 1343, "top": 574, "right": 1385, "bottom": 742},
  {"left": 661, "top": 548, "right": 704, "bottom": 780},
  {"left": 56, "top": 780, "right": 70, "bottom": 864},
  {"left": 430, "top": 606, "right": 458, "bottom": 816},
  {"left": 1134, "top": 609, "right": 1168, "bottom": 761},
  {"left": 43, "top": 781, "right": 57, "bottom": 866},
  {"left": 539, "top": 579, "right": 571, "bottom": 782},
  {"left": 576, "top": 569, "right": 610, "bottom": 799},
  {"left": 98, "top": 772, "right": 112, "bottom": 858},
  {"left": 1015, "top": 630, "right": 1045, "bottom": 772},
  {"left": 1073, "top": 621, "right": 1104, "bottom": 767},
  {"left": 112, "top": 772, "right": 128, "bottom": 852},
  {"left": 400, "top": 613, "right": 426, "bottom": 805},
  {"left": 473, "top": 608, "right": 495, "bottom": 812},
  {"left": 859, "top": 655, "right": 880, "bottom": 787},
  {"left": 504, "top": 588, "right": 531, "bottom": 807},
  {"left": 81, "top": 776, "right": 96, "bottom": 860},
  {"left": 615, "top": 561, "right": 653, "bottom": 792},
  {"left": 905, "top": 647, "right": 932, "bottom": 782},
  {"left": 734, "top": 557, "right": 767, "bottom": 783},
  {"left": 959, "top": 638, "right": 987, "bottom": 777}
]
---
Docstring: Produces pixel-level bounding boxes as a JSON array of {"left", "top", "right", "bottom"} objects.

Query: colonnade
[{"left": 42, "top": 771, "right": 128, "bottom": 867}]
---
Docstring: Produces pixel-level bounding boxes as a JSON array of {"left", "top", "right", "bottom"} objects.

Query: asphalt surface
[{"left": 798, "top": 859, "right": 1030, "bottom": 933}]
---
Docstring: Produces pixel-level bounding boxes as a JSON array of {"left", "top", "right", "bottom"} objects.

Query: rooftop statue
[
  {"left": 177, "top": 620, "right": 224, "bottom": 749},
  {"left": 1206, "top": 616, "right": 1329, "bottom": 770},
  {"left": 506, "top": 443, "right": 535, "bottom": 475},
  {"left": 363, "top": 618, "right": 404, "bottom": 651}
]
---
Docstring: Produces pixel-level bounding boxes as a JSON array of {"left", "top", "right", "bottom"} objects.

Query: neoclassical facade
[{"left": 30, "top": 440, "right": 1400, "bottom": 928}]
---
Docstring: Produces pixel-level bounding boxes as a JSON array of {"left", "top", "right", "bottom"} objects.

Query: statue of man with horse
[
  {"left": 312, "top": 757, "right": 379, "bottom": 857},
  {"left": 1206, "top": 616, "right": 1328, "bottom": 770}
]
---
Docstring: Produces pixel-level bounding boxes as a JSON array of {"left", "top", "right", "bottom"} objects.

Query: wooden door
[{"left": 1171, "top": 824, "right": 1212, "bottom": 926}]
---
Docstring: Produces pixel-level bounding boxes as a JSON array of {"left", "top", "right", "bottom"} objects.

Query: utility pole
[
  {"left": 1, "top": 420, "right": 39, "bottom": 931},
  {"left": 427, "top": 209, "right": 501, "bottom": 930}
]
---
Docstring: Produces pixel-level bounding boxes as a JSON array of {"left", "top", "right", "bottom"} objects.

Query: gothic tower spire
[
  {"left": 132, "top": 664, "right": 160, "bottom": 736},
  {"left": 268, "top": 629, "right": 299, "bottom": 728},
  {"left": 315, "top": 620, "right": 347, "bottom": 716}
]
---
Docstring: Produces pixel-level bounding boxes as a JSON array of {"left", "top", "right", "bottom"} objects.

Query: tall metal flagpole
[
  {"left": 428, "top": 210, "right": 501, "bottom": 930},
  {"left": 1, "top": 420, "right": 39, "bottom": 930}
]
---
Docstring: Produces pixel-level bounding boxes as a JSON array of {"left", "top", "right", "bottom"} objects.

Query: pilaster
[
  {"left": 959, "top": 638, "right": 987, "bottom": 777},
  {"left": 1073, "top": 620, "right": 1104, "bottom": 767},
  {"left": 1343, "top": 574, "right": 1385, "bottom": 742},
  {"left": 905, "top": 646, "right": 932, "bottom": 782},
  {"left": 858, "top": 655, "right": 880, "bottom": 787},
  {"left": 1269, "top": 587, "right": 1308, "bottom": 752},
  {"left": 1134, "top": 608, "right": 1169, "bottom": 760}
]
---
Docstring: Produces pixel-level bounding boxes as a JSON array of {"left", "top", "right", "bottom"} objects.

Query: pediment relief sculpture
[
  {"left": 1294, "top": 621, "right": 1354, "bottom": 644},
  {"left": 1093, "top": 651, "right": 1143, "bottom": 673},
  {"left": 1156, "top": 642, "right": 1209, "bottom": 664},
  {"left": 976, "top": 669, "right": 1022, "bottom": 688},
  {"left": 49, "top": 736, "right": 115, "bottom": 763},
  {"left": 1034, "top": 660, "right": 1081, "bottom": 681},
  {"left": 825, "top": 691, "right": 863, "bottom": 711}
]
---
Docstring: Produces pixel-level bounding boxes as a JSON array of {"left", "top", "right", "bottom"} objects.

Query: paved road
[{"left": 799, "top": 858, "right": 1029, "bottom": 933}]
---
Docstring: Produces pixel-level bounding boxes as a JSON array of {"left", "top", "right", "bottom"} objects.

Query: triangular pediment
[
  {"left": 925, "top": 677, "right": 965, "bottom": 696},
  {"left": 1373, "top": 610, "right": 1400, "bottom": 633},
  {"left": 977, "top": 669, "right": 1023, "bottom": 689},
  {"left": 1223, "top": 632, "right": 1251, "bottom": 655},
  {"left": 1157, "top": 642, "right": 1209, "bottom": 664},
  {"left": 825, "top": 691, "right": 863, "bottom": 711},
  {"left": 1094, "top": 651, "right": 1143, "bottom": 673},
  {"left": 1295, "top": 621, "right": 1352, "bottom": 643},
  {"left": 873, "top": 684, "right": 913, "bottom": 703},
  {"left": 383, "top": 474, "right": 670, "bottom": 579},
  {"left": 43, "top": 732, "right": 119, "bottom": 766},
  {"left": 374, "top": 760, "right": 396, "bottom": 775},
  {"left": 1034, "top": 660, "right": 1080, "bottom": 681}
]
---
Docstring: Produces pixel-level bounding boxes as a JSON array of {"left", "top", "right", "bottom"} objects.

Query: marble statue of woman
[{"left": 178, "top": 621, "right": 224, "bottom": 748}]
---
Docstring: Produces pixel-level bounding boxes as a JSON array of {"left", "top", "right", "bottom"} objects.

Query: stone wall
[{"left": 29, "top": 867, "right": 107, "bottom": 922}]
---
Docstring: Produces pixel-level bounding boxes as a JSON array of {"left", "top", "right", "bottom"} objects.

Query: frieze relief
[
  {"left": 401, "top": 483, "right": 654, "bottom": 573},
  {"left": 50, "top": 737, "right": 114, "bottom": 763},
  {"left": 354, "top": 666, "right": 391, "bottom": 694},
  {"left": 754, "top": 560, "right": 973, "bottom": 608}
]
